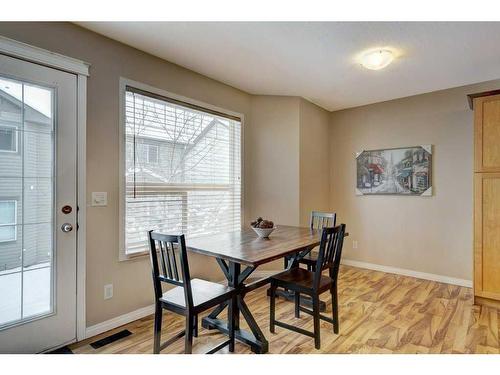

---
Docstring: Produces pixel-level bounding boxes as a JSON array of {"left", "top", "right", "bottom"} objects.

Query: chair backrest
[
  {"left": 310, "top": 211, "right": 336, "bottom": 230},
  {"left": 313, "top": 224, "right": 346, "bottom": 289},
  {"left": 148, "top": 230, "right": 193, "bottom": 309}
]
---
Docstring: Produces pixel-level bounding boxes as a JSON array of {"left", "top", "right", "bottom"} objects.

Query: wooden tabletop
[{"left": 186, "top": 225, "right": 321, "bottom": 267}]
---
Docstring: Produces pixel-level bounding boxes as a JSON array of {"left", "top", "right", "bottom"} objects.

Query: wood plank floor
[{"left": 70, "top": 265, "right": 500, "bottom": 354}]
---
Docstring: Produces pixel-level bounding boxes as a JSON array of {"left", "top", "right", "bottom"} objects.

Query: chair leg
[
  {"left": 294, "top": 292, "right": 300, "bottom": 318},
  {"left": 331, "top": 283, "right": 339, "bottom": 334},
  {"left": 153, "top": 304, "right": 162, "bottom": 354},
  {"left": 193, "top": 314, "right": 198, "bottom": 337},
  {"left": 270, "top": 283, "right": 276, "bottom": 333},
  {"left": 228, "top": 296, "right": 236, "bottom": 353},
  {"left": 312, "top": 296, "right": 321, "bottom": 350},
  {"left": 185, "top": 313, "right": 194, "bottom": 354}
]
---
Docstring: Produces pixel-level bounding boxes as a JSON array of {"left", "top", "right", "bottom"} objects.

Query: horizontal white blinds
[{"left": 124, "top": 87, "right": 241, "bottom": 254}]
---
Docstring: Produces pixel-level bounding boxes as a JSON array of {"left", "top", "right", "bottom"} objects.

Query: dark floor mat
[
  {"left": 47, "top": 345, "right": 74, "bottom": 354},
  {"left": 90, "top": 329, "right": 132, "bottom": 349}
]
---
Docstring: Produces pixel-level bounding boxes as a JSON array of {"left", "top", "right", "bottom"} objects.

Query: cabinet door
[
  {"left": 474, "top": 173, "right": 500, "bottom": 299},
  {"left": 475, "top": 94, "right": 500, "bottom": 172}
]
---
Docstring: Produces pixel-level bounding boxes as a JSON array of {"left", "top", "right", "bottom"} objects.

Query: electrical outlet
[
  {"left": 352, "top": 240, "right": 358, "bottom": 249},
  {"left": 104, "top": 284, "right": 113, "bottom": 300}
]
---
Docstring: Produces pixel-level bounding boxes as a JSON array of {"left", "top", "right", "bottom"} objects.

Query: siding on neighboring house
[{"left": 0, "top": 89, "right": 52, "bottom": 271}]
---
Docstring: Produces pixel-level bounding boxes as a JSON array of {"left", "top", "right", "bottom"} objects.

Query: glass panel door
[
  {"left": 0, "top": 52, "right": 77, "bottom": 354},
  {"left": 0, "top": 76, "right": 54, "bottom": 328}
]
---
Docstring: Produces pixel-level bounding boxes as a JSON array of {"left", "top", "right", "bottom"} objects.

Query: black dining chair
[
  {"left": 148, "top": 230, "right": 238, "bottom": 354},
  {"left": 269, "top": 224, "right": 346, "bottom": 349},
  {"left": 298, "top": 211, "right": 336, "bottom": 271}
]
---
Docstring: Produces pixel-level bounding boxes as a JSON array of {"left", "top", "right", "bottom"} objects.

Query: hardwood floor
[{"left": 70, "top": 265, "right": 500, "bottom": 354}]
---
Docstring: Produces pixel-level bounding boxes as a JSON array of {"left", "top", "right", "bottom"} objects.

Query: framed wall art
[{"left": 356, "top": 145, "right": 432, "bottom": 196}]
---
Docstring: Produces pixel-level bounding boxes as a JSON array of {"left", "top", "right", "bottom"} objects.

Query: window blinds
[{"left": 124, "top": 87, "right": 242, "bottom": 255}]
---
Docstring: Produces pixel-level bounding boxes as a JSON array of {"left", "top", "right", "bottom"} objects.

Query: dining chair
[
  {"left": 298, "top": 211, "right": 337, "bottom": 271},
  {"left": 148, "top": 230, "right": 237, "bottom": 354},
  {"left": 269, "top": 224, "right": 346, "bottom": 349},
  {"left": 278, "top": 211, "right": 336, "bottom": 307}
]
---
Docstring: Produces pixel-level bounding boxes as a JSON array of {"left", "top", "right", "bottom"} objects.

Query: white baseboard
[
  {"left": 341, "top": 259, "right": 472, "bottom": 288},
  {"left": 250, "top": 264, "right": 472, "bottom": 288},
  {"left": 85, "top": 304, "right": 155, "bottom": 340}
]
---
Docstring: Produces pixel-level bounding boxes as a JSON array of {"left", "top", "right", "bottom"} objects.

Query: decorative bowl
[{"left": 251, "top": 226, "right": 277, "bottom": 238}]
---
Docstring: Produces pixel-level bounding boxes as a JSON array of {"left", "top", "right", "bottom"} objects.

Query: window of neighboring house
[
  {"left": 0, "top": 200, "right": 17, "bottom": 242},
  {"left": 146, "top": 144, "right": 159, "bottom": 164},
  {"left": 0, "top": 125, "right": 18, "bottom": 152},
  {"left": 121, "top": 84, "right": 242, "bottom": 258}
]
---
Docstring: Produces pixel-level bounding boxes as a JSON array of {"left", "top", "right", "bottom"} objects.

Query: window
[
  {"left": 0, "top": 126, "right": 18, "bottom": 152},
  {"left": 122, "top": 85, "right": 242, "bottom": 256},
  {"left": 0, "top": 200, "right": 17, "bottom": 242},
  {"left": 146, "top": 144, "right": 159, "bottom": 164}
]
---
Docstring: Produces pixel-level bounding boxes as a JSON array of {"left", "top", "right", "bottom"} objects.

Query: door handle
[{"left": 61, "top": 223, "right": 73, "bottom": 233}]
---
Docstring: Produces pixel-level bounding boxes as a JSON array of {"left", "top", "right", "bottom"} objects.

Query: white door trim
[
  {"left": 0, "top": 35, "right": 89, "bottom": 76},
  {"left": 0, "top": 36, "right": 89, "bottom": 342},
  {"left": 76, "top": 75, "right": 87, "bottom": 341}
]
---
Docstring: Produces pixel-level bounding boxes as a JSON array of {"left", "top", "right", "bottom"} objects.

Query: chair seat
[
  {"left": 160, "top": 278, "right": 235, "bottom": 311},
  {"left": 270, "top": 267, "right": 333, "bottom": 294}
]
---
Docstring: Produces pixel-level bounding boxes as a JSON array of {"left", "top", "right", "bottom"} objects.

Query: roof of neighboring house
[
  {"left": 126, "top": 91, "right": 231, "bottom": 144},
  {"left": 0, "top": 79, "right": 52, "bottom": 126}
]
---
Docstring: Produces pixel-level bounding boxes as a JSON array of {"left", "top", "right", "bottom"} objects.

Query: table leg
[
  {"left": 202, "top": 259, "right": 269, "bottom": 354},
  {"left": 229, "top": 262, "right": 240, "bottom": 331},
  {"left": 206, "top": 301, "right": 228, "bottom": 320}
]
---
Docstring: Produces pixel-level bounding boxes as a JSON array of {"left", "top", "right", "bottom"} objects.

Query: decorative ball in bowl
[{"left": 250, "top": 217, "right": 276, "bottom": 238}]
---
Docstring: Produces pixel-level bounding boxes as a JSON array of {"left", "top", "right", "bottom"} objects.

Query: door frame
[{"left": 0, "top": 35, "right": 89, "bottom": 342}]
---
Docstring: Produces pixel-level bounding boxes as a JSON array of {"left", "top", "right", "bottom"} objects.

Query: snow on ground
[{"left": 0, "top": 264, "right": 51, "bottom": 327}]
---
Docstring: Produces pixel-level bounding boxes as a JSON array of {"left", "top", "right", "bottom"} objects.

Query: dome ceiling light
[{"left": 359, "top": 49, "right": 395, "bottom": 70}]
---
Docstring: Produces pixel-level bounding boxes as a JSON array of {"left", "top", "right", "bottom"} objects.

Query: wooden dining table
[{"left": 187, "top": 225, "right": 321, "bottom": 354}]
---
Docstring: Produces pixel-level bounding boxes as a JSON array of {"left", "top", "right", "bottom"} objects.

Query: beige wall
[
  {"left": 329, "top": 79, "right": 500, "bottom": 281},
  {"left": 299, "top": 99, "right": 331, "bottom": 226},
  {"left": 247, "top": 96, "right": 301, "bottom": 226},
  {"left": 0, "top": 22, "right": 252, "bottom": 326},
  {"left": 247, "top": 96, "right": 331, "bottom": 228}
]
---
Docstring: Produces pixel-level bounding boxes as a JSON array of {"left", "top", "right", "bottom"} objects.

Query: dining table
[{"left": 187, "top": 225, "right": 322, "bottom": 354}]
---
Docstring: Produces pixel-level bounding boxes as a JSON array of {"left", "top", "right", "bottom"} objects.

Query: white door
[{"left": 0, "top": 53, "right": 77, "bottom": 353}]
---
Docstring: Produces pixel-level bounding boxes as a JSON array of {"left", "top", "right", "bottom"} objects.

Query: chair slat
[
  {"left": 170, "top": 242, "right": 180, "bottom": 281},
  {"left": 158, "top": 240, "right": 169, "bottom": 278},
  {"left": 162, "top": 241, "right": 174, "bottom": 279},
  {"left": 310, "top": 211, "right": 337, "bottom": 230}
]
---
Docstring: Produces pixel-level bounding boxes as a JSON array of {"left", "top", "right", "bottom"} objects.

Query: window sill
[{"left": 119, "top": 250, "right": 149, "bottom": 262}]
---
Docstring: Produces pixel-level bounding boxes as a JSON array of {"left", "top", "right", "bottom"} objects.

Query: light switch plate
[
  {"left": 104, "top": 284, "right": 113, "bottom": 300},
  {"left": 92, "top": 192, "right": 108, "bottom": 207}
]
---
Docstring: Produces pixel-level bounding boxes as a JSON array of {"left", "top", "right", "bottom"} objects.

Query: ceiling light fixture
[{"left": 359, "top": 49, "right": 395, "bottom": 70}]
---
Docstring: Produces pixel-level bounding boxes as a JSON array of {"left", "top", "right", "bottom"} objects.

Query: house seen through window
[
  {"left": 0, "top": 126, "right": 17, "bottom": 152},
  {"left": 123, "top": 86, "right": 242, "bottom": 255},
  {"left": 0, "top": 200, "right": 17, "bottom": 243}
]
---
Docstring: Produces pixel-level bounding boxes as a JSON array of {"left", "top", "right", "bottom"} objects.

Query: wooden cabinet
[
  {"left": 474, "top": 173, "right": 500, "bottom": 302},
  {"left": 470, "top": 91, "right": 500, "bottom": 307},
  {"left": 474, "top": 94, "right": 500, "bottom": 172}
]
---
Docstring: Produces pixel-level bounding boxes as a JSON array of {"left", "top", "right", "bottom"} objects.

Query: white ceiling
[{"left": 77, "top": 22, "right": 500, "bottom": 111}]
